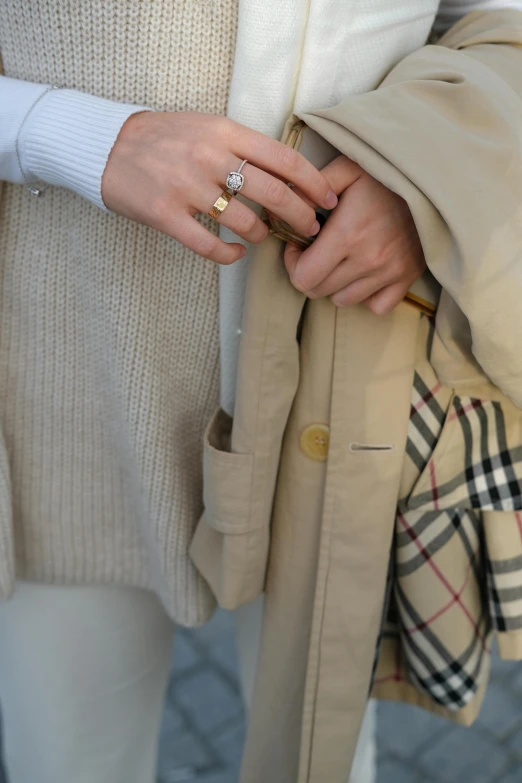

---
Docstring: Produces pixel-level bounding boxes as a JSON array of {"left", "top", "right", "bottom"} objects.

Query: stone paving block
[
  {"left": 498, "top": 764, "right": 522, "bottom": 782},
  {"left": 197, "top": 771, "right": 237, "bottom": 783},
  {"left": 205, "top": 633, "right": 244, "bottom": 681},
  {"left": 173, "top": 629, "right": 201, "bottom": 671},
  {"left": 476, "top": 680, "right": 522, "bottom": 739},
  {"left": 418, "top": 723, "right": 509, "bottom": 783},
  {"left": 212, "top": 720, "right": 245, "bottom": 770},
  {"left": 506, "top": 720, "right": 522, "bottom": 762},
  {"left": 160, "top": 699, "right": 186, "bottom": 741},
  {"left": 509, "top": 663, "right": 522, "bottom": 697},
  {"left": 174, "top": 667, "right": 244, "bottom": 736},
  {"left": 157, "top": 728, "right": 217, "bottom": 779},
  {"left": 376, "top": 700, "right": 449, "bottom": 758},
  {"left": 194, "top": 610, "right": 237, "bottom": 649},
  {"left": 375, "top": 758, "right": 424, "bottom": 783},
  {"left": 158, "top": 610, "right": 244, "bottom": 783}
]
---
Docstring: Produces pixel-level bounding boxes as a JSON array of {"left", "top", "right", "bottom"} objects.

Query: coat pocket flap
[
  {"left": 201, "top": 408, "right": 256, "bottom": 534},
  {"left": 190, "top": 408, "right": 272, "bottom": 610}
]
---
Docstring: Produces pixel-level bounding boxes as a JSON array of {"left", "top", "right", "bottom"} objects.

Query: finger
[
  {"left": 285, "top": 156, "right": 361, "bottom": 206},
  {"left": 237, "top": 163, "right": 320, "bottom": 237},
  {"left": 362, "top": 281, "right": 411, "bottom": 316},
  {"left": 288, "top": 188, "right": 357, "bottom": 293},
  {"left": 330, "top": 276, "right": 387, "bottom": 308},
  {"left": 174, "top": 214, "right": 247, "bottom": 265},
  {"left": 319, "top": 155, "right": 363, "bottom": 195},
  {"left": 232, "top": 126, "right": 338, "bottom": 210},
  {"left": 307, "top": 256, "right": 379, "bottom": 300},
  {"left": 206, "top": 189, "right": 269, "bottom": 244}
]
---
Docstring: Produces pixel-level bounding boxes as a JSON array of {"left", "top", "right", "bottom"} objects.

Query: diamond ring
[{"left": 226, "top": 159, "right": 247, "bottom": 193}]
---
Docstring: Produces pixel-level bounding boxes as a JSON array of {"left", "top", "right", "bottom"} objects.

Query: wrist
[{"left": 19, "top": 88, "right": 151, "bottom": 210}]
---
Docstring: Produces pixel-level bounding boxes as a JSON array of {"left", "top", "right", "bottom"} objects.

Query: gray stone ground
[{"left": 159, "top": 610, "right": 522, "bottom": 783}]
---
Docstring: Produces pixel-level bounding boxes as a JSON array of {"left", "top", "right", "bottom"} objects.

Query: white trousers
[{"left": 0, "top": 584, "right": 376, "bottom": 783}]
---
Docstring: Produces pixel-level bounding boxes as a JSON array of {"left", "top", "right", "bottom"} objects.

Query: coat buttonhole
[{"left": 349, "top": 442, "right": 396, "bottom": 454}]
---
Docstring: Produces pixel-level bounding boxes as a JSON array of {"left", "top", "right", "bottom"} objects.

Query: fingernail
[
  {"left": 239, "top": 246, "right": 248, "bottom": 258},
  {"left": 310, "top": 220, "right": 321, "bottom": 236},
  {"left": 325, "top": 190, "right": 338, "bottom": 209}
]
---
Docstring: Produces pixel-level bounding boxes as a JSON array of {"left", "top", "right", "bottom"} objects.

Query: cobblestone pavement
[
  {"left": 158, "top": 610, "right": 245, "bottom": 783},
  {"left": 160, "top": 610, "right": 522, "bottom": 783}
]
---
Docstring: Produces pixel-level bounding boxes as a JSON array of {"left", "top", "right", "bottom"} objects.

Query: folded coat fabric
[{"left": 299, "top": 10, "right": 522, "bottom": 409}]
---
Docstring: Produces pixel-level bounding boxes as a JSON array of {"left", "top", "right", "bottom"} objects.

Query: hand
[
  {"left": 102, "top": 111, "right": 338, "bottom": 265},
  {"left": 284, "top": 155, "right": 426, "bottom": 315}
]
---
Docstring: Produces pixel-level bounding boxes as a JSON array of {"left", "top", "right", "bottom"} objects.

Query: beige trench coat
[{"left": 191, "top": 9, "right": 522, "bottom": 783}]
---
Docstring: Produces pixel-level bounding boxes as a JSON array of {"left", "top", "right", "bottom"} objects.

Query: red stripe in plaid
[
  {"left": 516, "top": 512, "right": 522, "bottom": 546},
  {"left": 402, "top": 560, "right": 475, "bottom": 635},
  {"left": 397, "top": 511, "right": 490, "bottom": 651},
  {"left": 412, "top": 382, "right": 442, "bottom": 414},
  {"left": 374, "top": 672, "right": 406, "bottom": 686},
  {"left": 447, "top": 399, "right": 483, "bottom": 423}
]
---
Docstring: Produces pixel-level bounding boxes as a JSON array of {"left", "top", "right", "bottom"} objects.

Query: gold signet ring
[{"left": 209, "top": 191, "right": 233, "bottom": 220}]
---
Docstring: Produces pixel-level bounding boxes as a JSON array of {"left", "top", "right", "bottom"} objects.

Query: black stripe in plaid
[
  {"left": 396, "top": 509, "right": 480, "bottom": 579},
  {"left": 406, "top": 372, "right": 446, "bottom": 473},
  {"left": 395, "top": 577, "right": 491, "bottom": 709}
]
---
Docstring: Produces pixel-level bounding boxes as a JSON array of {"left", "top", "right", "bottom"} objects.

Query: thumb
[
  {"left": 284, "top": 241, "right": 304, "bottom": 278},
  {"left": 321, "top": 154, "right": 363, "bottom": 195}
]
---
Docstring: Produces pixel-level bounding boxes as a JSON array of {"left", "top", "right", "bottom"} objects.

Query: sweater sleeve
[{"left": 0, "top": 76, "right": 149, "bottom": 210}]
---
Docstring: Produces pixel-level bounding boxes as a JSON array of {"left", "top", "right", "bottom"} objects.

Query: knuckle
[
  {"left": 235, "top": 209, "right": 258, "bottom": 235},
  {"left": 192, "top": 142, "right": 214, "bottom": 168},
  {"left": 276, "top": 144, "right": 298, "bottom": 171},
  {"left": 311, "top": 169, "right": 327, "bottom": 193},
  {"left": 254, "top": 222, "right": 270, "bottom": 243},
  {"left": 148, "top": 194, "right": 169, "bottom": 227},
  {"left": 264, "top": 178, "right": 288, "bottom": 206},
  {"left": 366, "top": 250, "right": 386, "bottom": 272},
  {"left": 387, "top": 257, "right": 405, "bottom": 280},
  {"left": 194, "top": 235, "right": 218, "bottom": 259}
]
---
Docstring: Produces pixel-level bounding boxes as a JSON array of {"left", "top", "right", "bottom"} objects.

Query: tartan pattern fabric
[
  {"left": 406, "top": 389, "right": 522, "bottom": 515},
  {"left": 373, "top": 317, "right": 522, "bottom": 713}
]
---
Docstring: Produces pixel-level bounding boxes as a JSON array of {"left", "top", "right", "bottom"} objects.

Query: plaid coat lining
[{"left": 374, "top": 319, "right": 522, "bottom": 712}]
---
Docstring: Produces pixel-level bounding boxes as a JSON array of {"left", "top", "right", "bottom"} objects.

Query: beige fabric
[
  {"left": 0, "top": 0, "right": 237, "bottom": 623},
  {"left": 300, "top": 10, "right": 522, "bottom": 409},
  {"left": 190, "top": 9, "right": 522, "bottom": 782}
]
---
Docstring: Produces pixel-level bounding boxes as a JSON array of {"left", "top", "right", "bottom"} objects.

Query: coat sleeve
[
  {"left": 298, "top": 10, "right": 522, "bottom": 408},
  {"left": 434, "top": 1, "right": 522, "bottom": 34}
]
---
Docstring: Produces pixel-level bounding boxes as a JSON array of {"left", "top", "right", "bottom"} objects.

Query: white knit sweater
[
  {"left": 0, "top": 0, "right": 238, "bottom": 624},
  {"left": 0, "top": 0, "right": 520, "bottom": 625}
]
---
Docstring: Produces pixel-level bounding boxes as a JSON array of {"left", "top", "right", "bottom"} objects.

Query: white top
[{"left": 1, "top": 0, "right": 521, "bottom": 215}]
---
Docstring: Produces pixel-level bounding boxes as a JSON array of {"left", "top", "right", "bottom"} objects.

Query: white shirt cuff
[
  {"left": 0, "top": 77, "right": 52, "bottom": 183},
  {"left": 17, "top": 84, "right": 149, "bottom": 211}
]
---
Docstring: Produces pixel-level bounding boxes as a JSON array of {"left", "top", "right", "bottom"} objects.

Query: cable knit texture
[{"left": 0, "top": 0, "right": 238, "bottom": 624}]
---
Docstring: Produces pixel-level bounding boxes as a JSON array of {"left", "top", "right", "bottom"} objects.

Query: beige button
[{"left": 300, "top": 424, "right": 330, "bottom": 462}]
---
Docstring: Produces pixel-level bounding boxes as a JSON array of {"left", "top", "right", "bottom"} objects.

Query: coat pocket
[{"left": 190, "top": 408, "right": 271, "bottom": 610}]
